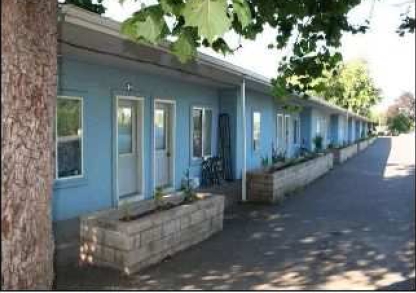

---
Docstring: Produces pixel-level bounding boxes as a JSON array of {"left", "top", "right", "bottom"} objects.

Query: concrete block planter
[
  {"left": 358, "top": 139, "right": 370, "bottom": 151},
  {"left": 247, "top": 153, "right": 334, "bottom": 204},
  {"left": 331, "top": 143, "right": 358, "bottom": 165},
  {"left": 358, "top": 136, "right": 377, "bottom": 151},
  {"left": 79, "top": 193, "right": 224, "bottom": 275}
]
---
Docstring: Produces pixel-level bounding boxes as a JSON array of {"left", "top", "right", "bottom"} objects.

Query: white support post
[{"left": 241, "top": 77, "right": 247, "bottom": 202}]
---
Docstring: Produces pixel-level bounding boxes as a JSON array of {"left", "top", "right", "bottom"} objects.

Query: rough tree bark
[{"left": 1, "top": 0, "right": 57, "bottom": 289}]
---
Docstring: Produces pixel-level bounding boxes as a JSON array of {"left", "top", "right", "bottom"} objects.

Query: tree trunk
[{"left": 1, "top": 0, "right": 57, "bottom": 289}]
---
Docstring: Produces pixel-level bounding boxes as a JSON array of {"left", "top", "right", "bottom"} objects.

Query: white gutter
[{"left": 241, "top": 77, "right": 247, "bottom": 202}]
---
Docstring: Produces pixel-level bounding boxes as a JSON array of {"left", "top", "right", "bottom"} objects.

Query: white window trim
[
  {"left": 55, "top": 95, "right": 84, "bottom": 181},
  {"left": 191, "top": 106, "right": 213, "bottom": 160},
  {"left": 252, "top": 111, "right": 261, "bottom": 152}
]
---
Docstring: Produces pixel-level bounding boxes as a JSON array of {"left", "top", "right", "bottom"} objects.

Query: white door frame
[
  {"left": 153, "top": 99, "right": 176, "bottom": 192},
  {"left": 115, "top": 95, "right": 145, "bottom": 206}
]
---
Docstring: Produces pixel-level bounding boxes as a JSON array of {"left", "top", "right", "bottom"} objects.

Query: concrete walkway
[{"left": 56, "top": 135, "right": 415, "bottom": 290}]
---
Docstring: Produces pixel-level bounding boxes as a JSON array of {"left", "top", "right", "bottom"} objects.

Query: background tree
[
  {"left": 1, "top": 0, "right": 57, "bottom": 289},
  {"left": 309, "top": 60, "right": 382, "bottom": 116},
  {"left": 387, "top": 113, "right": 413, "bottom": 134},
  {"left": 395, "top": 91, "right": 415, "bottom": 120},
  {"left": 384, "top": 91, "right": 415, "bottom": 134}
]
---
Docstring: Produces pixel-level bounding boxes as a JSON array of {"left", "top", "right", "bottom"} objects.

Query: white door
[
  {"left": 154, "top": 102, "right": 174, "bottom": 189},
  {"left": 117, "top": 98, "right": 142, "bottom": 200}
]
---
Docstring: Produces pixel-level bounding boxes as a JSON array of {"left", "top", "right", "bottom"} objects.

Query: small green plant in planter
[
  {"left": 154, "top": 186, "right": 164, "bottom": 205},
  {"left": 313, "top": 135, "right": 323, "bottom": 152},
  {"left": 181, "top": 168, "right": 197, "bottom": 203},
  {"left": 120, "top": 200, "right": 132, "bottom": 221}
]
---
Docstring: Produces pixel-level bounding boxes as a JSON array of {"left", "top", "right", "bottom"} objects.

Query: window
[
  {"left": 118, "top": 103, "right": 134, "bottom": 154},
  {"left": 285, "top": 115, "right": 290, "bottom": 147},
  {"left": 316, "top": 118, "right": 321, "bottom": 134},
  {"left": 253, "top": 112, "right": 261, "bottom": 151},
  {"left": 56, "top": 96, "right": 83, "bottom": 179},
  {"left": 293, "top": 118, "right": 300, "bottom": 144},
  {"left": 192, "top": 107, "right": 212, "bottom": 159},
  {"left": 277, "top": 114, "right": 284, "bottom": 149}
]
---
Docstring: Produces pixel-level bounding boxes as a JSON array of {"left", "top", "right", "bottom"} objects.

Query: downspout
[{"left": 241, "top": 76, "right": 247, "bottom": 202}]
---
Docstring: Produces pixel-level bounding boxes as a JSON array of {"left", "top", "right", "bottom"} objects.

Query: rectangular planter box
[
  {"left": 358, "top": 139, "right": 370, "bottom": 151},
  {"left": 246, "top": 153, "right": 334, "bottom": 204},
  {"left": 331, "top": 143, "right": 358, "bottom": 165},
  {"left": 79, "top": 193, "right": 224, "bottom": 275}
]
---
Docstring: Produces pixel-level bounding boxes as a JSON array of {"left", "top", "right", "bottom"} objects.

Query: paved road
[{"left": 56, "top": 134, "right": 415, "bottom": 290}]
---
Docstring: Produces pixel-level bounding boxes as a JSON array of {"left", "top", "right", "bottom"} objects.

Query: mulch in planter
[{"left": 119, "top": 197, "right": 198, "bottom": 222}]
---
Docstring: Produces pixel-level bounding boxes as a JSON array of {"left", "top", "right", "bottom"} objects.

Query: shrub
[
  {"left": 313, "top": 135, "right": 323, "bottom": 152},
  {"left": 271, "top": 144, "right": 286, "bottom": 164},
  {"left": 261, "top": 155, "right": 270, "bottom": 168}
]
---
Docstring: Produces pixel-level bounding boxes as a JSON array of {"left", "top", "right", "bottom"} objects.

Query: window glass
[
  {"left": 192, "top": 108, "right": 203, "bottom": 158},
  {"left": 155, "top": 109, "right": 166, "bottom": 150},
  {"left": 293, "top": 119, "right": 299, "bottom": 144},
  {"left": 277, "top": 114, "right": 284, "bottom": 149},
  {"left": 203, "top": 109, "right": 212, "bottom": 156},
  {"left": 253, "top": 112, "right": 261, "bottom": 151},
  {"left": 118, "top": 105, "right": 133, "bottom": 154},
  {"left": 285, "top": 116, "right": 290, "bottom": 146},
  {"left": 56, "top": 98, "right": 82, "bottom": 179}
]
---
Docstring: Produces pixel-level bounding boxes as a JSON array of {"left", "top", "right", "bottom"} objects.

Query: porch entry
[
  {"left": 154, "top": 100, "right": 175, "bottom": 190},
  {"left": 116, "top": 96, "right": 144, "bottom": 203}
]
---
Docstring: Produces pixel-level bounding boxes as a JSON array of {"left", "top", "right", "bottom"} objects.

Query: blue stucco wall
[
  {"left": 310, "top": 108, "right": 331, "bottom": 149},
  {"left": 54, "top": 57, "right": 221, "bottom": 221},
  {"left": 356, "top": 120, "right": 362, "bottom": 139},
  {"left": 245, "top": 90, "right": 276, "bottom": 170}
]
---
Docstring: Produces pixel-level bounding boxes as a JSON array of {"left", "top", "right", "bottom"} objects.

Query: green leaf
[
  {"left": 232, "top": 0, "right": 252, "bottom": 29},
  {"left": 182, "top": 0, "right": 231, "bottom": 44},
  {"left": 121, "top": 5, "right": 169, "bottom": 44},
  {"left": 160, "top": 0, "right": 184, "bottom": 16},
  {"left": 212, "top": 38, "right": 233, "bottom": 56},
  {"left": 171, "top": 28, "right": 198, "bottom": 63}
]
